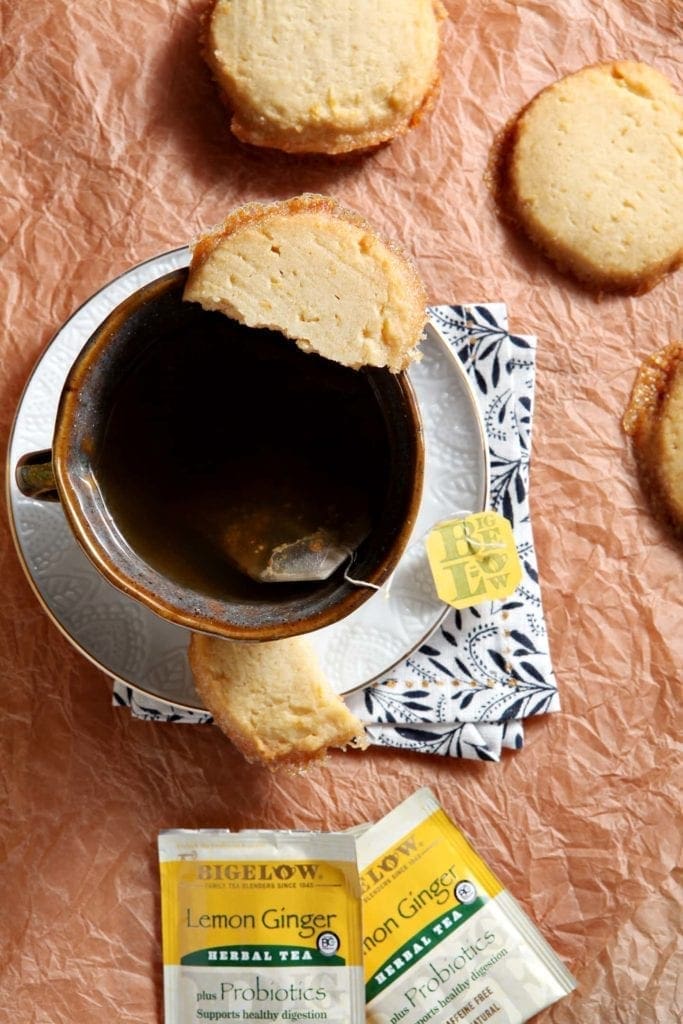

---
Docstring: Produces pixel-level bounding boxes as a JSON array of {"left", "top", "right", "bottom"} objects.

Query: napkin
[{"left": 113, "top": 303, "right": 560, "bottom": 761}]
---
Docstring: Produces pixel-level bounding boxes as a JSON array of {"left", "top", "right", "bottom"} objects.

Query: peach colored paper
[{"left": 0, "top": 2, "right": 680, "bottom": 1022}]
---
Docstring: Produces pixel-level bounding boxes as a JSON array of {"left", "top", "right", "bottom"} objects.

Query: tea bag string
[
  {"left": 343, "top": 559, "right": 381, "bottom": 591},
  {"left": 343, "top": 510, "right": 505, "bottom": 596}
]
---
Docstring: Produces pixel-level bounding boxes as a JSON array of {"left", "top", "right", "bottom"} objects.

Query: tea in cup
[{"left": 16, "top": 269, "right": 424, "bottom": 641}]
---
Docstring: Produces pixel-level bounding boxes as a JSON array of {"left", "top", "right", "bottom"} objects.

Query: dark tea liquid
[{"left": 95, "top": 312, "right": 391, "bottom": 599}]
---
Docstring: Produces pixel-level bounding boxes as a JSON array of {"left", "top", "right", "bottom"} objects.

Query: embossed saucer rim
[
  {"left": 5, "top": 251, "right": 195, "bottom": 698},
  {"left": 6, "top": 248, "right": 489, "bottom": 710},
  {"left": 338, "top": 319, "right": 489, "bottom": 697}
]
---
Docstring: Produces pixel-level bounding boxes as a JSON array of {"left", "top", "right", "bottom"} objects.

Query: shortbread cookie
[
  {"left": 202, "top": 0, "right": 445, "bottom": 154},
  {"left": 503, "top": 61, "right": 683, "bottom": 293},
  {"left": 188, "top": 633, "right": 368, "bottom": 770},
  {"left": 623, "top": 342, "right": 683, "bottom": 535},
  {"left": 184, "top": 194, "right": 427, "bottom": 371}
]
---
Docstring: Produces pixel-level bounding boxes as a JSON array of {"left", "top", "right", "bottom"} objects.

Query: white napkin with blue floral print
[{"left": 113, "top": 304, "right": 560, "bottom": 761}]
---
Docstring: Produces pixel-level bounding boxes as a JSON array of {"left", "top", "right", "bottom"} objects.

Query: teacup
[{"left": 16, "top": 268, "right": 424, "bottom": 641}]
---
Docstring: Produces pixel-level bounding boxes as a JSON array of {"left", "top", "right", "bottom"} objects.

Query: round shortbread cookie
[
  {"left": 202, "top": 0, "right": 445, "bottom": 154},
  {"left": 623, "top": 342, "right": 683, "bottom": 537},
  {"left": 184, "top": 194, "right": 427, "bottom": 372},
  {"left": 504, "top": 61, "right": 683, "bottom": 293}
]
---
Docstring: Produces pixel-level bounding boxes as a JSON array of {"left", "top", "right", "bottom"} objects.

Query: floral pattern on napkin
[
  {"left": 113, "top": 304, "right": 559, "bottom": 761},
  {"left": 344, "top": 304, "right": 559, "bottom": 758}
]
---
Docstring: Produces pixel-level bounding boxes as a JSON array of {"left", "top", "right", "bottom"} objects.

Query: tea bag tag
[{"left": 425, "top": 511, "right": 521, "bottom": 608}]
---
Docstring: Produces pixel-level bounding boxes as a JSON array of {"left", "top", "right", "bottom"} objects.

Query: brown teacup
[{"left": 16, "top": 269, "right": 424, "bottom": 641}]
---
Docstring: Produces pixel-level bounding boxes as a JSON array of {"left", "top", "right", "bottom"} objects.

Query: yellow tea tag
[{"left": 425, "top": 511, "right": 522, "bottom": 608}]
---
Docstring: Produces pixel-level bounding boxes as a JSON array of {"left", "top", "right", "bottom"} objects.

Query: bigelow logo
[
  {"left": 361, "top": 834, "right": 418, "bottom": 894},
  {"left": 197, "top": 862, "right": 320, "bottom": 881}
]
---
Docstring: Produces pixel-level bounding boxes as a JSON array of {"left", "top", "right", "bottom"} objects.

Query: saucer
[{"left": 6, "top": 249, "right": 489, "bottom": 706}]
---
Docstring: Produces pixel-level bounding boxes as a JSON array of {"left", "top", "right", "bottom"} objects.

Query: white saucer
[{"left": 6, "top": 249, "right": 488, "bottom": 707}]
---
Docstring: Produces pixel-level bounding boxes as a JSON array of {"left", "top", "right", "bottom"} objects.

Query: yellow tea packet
[
  {"left": 356, "top": 789, "right": 576, "bottom": 1023},
  {"left": 158, "top": 829, "right": 365, "bottom": 1023}
]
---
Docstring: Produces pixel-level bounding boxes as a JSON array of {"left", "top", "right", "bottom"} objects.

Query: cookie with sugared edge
[
  {"left": 623, "top": 342, "right": 683, "bottom": 537},
  {"left": 201, "top": 0, "right": 445, "bottom": 155},
  {"left": 183, "top": 194, "right": 427, "bottom": 372},
  {"left": 502, "top": 61, "right": 683, "bottom": 294}
]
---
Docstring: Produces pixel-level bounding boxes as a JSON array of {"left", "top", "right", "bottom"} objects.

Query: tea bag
[
  {"left": 356, "top": 788, "right": 576, "bottom": 1023},
  {"left": 219, "top": 500, "right": 370, "bottom": 583},
  {"left": 158, "top": 829, "right": 365, "bottom": 1023}
]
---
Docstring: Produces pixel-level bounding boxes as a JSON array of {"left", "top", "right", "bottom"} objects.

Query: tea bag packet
[
  {"left": 158, "top": 829, "right": 365, "bottom": 1023},
  {"left": 356, "top": 789, "right": 576, "bottom": 1024}
]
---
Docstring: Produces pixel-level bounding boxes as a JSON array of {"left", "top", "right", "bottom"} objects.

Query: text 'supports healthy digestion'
[{"left": 357, "top": 788, "right": 576, "bottom": 1024}]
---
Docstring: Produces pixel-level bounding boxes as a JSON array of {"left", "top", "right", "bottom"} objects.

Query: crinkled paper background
[{"left": 1, "top": 2, "right": 681, "bottom": 1021}]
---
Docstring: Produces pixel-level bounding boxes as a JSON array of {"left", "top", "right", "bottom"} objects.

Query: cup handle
[{"left": 15, "top": 449, "right": 60, "bottom": 502}]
